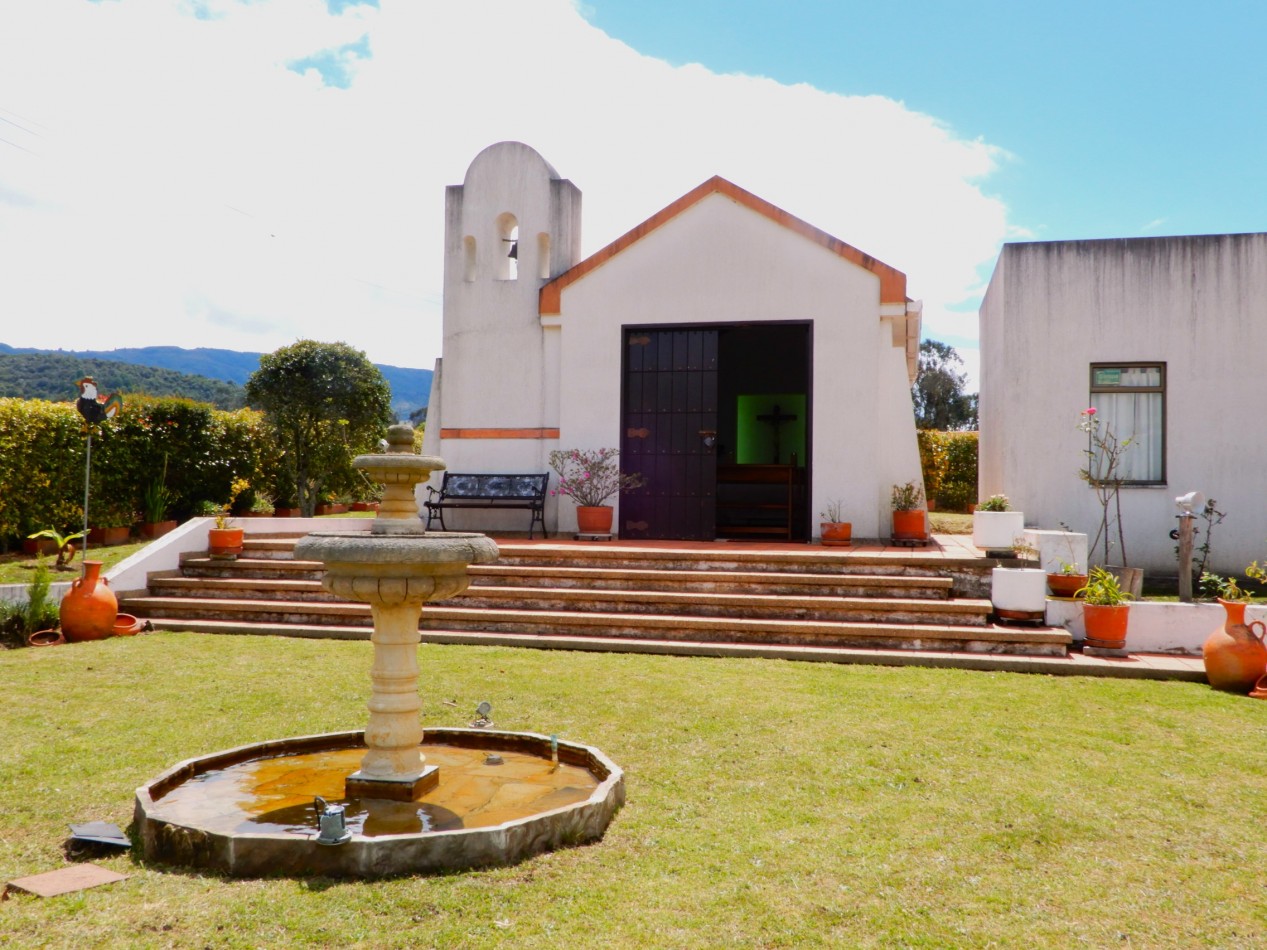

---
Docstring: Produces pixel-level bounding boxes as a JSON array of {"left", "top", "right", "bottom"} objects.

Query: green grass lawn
[
  {"left": 3, "top": 635, "right": 1266, "bottom": 948},
  {"left": 0, "top": 540, "right": 152, "bottom": 586}
]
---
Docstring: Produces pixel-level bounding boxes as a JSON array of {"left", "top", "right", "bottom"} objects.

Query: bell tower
[{"left": 425, "top": 142, "right": 582, "bottom": 483}]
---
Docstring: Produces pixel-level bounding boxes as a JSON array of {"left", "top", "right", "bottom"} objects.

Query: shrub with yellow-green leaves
[
  {"left": 917, "top": 429, "right": 978, "bottom": 512},
  {"left": 0, "top": 396, "right": 283, "bottom": 549}
]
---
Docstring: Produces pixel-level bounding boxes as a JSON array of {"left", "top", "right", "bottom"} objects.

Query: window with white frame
[{"left": 1089, "top": 363, "right": 1165, "bottom": 484}]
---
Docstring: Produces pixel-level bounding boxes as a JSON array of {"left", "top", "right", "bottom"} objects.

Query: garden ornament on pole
[{"left": 75, "top": 377, "right": 123, "bottom": 568}]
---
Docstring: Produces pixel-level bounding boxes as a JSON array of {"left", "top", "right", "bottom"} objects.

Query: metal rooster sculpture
[{"left": 76, "top": 377, "right": 123, "bottom": 425}]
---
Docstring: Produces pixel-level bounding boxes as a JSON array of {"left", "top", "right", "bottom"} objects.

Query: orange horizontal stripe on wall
[{"left": 440, "top": 428, "right": 561, "bottom": 440}]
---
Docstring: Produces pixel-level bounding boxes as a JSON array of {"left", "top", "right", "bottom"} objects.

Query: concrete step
[
  {"left": 144, "top": 576, "right": 976, "bottom": 624},
  {"left": 449, "top": 586, "right": 989, "bottom": 626},
  {"left": 119, "top": 595, "right": 1064, "bottom": 654},
  {"left": 148, "top": 575, "right": 336, "bottom": 601},
  {"left": 468, "top": 564, "right": 952, "bottom": 599},
  {"left": 179, "top": 556, "right": 326, "bottom": 580}
]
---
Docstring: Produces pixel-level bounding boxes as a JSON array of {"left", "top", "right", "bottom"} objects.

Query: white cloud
[{"left": 0, "top": 0, "right": 1008, "bottom": 370}]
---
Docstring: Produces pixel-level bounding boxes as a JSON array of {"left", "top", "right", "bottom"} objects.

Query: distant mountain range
[{"left": 0, "top": 344, "right": 432, "bottom": 417}]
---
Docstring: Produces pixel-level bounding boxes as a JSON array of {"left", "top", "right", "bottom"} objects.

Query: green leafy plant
[
  {"left": 26, "top": 526, "right": 85, "bottom": 571},
  {"left": 140, "top": 455, "right": 174, "bottom": 523},
  {"left": 0, "top": 562, "right": 60, "bottom": 647},
  {"left": 820, "top": 499, "right": 847, "bottom": 523},
  {"left": 978, "top": 494, "right": 1010, "bottom": 512},
  {"left": 1075, "top": 566, "right": 1135, "bottom": 606},
  {"left": 548, "top": 448, "right": 647, "bottom": 508},
  {"left": 1200, "top": 572, "right": 1250, "bottom": 603},
  {"left": 890, "top": 480, "right": 924, "bottom": 512}
]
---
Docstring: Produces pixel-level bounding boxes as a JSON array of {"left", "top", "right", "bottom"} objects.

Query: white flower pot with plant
[
  {"left": 972, "top": 494, "right": 1024, "bottom": 552},
  {"left": 990, "top": 538, "right": 1047, "bottom": 621}
]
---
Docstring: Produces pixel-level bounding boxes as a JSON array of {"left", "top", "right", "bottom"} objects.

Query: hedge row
[
  {"left": 917, "top": 430, "right": 978, "bottom": 512},
  {"left": 0, "top": 396, "right": 282, "bottom": 548}
]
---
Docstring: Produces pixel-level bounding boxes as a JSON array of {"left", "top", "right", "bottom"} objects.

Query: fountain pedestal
[{"left": 294, "top": 424, "right": 498, "bottom": 801}]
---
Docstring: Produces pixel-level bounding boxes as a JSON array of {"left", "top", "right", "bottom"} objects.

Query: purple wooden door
[{"left": 620, "top": 328, "right": 718, "bottom": 540}]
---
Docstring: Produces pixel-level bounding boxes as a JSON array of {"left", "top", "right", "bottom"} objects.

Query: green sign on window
[{"left": 1093, "top": 368, "right": 1122, "bottom": 387}]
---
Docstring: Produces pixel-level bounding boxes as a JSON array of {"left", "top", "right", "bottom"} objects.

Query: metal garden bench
[{"left": 423, "top": 473, "right": 550, "bottom": 539}]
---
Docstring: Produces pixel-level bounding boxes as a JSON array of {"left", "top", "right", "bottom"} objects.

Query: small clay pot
[{"left": 27, "top": 629, "right": 65, "bottom": 647}]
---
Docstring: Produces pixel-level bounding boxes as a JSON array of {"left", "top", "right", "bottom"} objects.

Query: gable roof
[{"left": 539, "top": 175, "right": 907, "bottom": 315}]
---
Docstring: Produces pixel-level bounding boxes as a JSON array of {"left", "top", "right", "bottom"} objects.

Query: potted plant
[
  {"left": 1047, "top": 560, "right": 1089, "bottom": 598},
  {"left": 990, "top": 538, "right": 1048, "bottom": 622},
  {"left": 548, "top": 448, "right": 647, "bottom": 535},
  {"left": 1199, "top": 572, "right": 1267, "bottom": 692},
  {"left": 139, "top": 459, "right": 178, "bottom": 538},
  {"left": 819, "top": 499, "right": 851, "bottom": 546},
  {"left": 890, "top": 480, "right": 926, "bottom": 542},
  {"left": 208, "top": 478, "right": 250, "bottom": 559},
  {"left": 88, "top": 499, "right": 134, "bottom": 547},
  {"left": 972, "top": 494, "right": 1025, "bottom": 554},
  {"left": 1076, "top": 566, "right": 1134, "bottom": 651}
]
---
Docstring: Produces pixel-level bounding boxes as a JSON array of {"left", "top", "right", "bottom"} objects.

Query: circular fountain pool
[{"left": 135, "top": 728, "right": 624, "bottom": 877}]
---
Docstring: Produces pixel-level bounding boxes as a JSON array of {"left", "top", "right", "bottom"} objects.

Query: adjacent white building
[
  {"left": 979, "top": 233, "right": 1267, "bottom": 575},
  {"left": 422, "top": 142, "right": 925, "bottom": 541}
]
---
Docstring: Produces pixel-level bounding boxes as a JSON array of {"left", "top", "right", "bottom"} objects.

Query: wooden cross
[{"left": 756, "top": 404, "right": 797, "bottom": 464}]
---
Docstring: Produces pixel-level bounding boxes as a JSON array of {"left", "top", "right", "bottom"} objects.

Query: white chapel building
[{"left": 422, "top": 142, "right": 925, "bottom": 542}]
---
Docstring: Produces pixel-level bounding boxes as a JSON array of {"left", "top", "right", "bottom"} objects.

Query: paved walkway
[{"left": 486, "top": 533, "right": 1209, "bottom": 683}]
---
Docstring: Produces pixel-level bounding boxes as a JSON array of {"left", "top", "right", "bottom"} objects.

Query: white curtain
[{"left": 1097, "top": 391, "right": 1163, "bottom": 482}]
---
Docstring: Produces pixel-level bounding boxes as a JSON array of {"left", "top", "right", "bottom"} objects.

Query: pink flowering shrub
[{"left": 548, "top": 448, "right": 646, "bottom": 507}]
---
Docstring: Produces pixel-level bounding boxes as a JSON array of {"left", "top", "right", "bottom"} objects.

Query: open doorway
[{"left": 620, "top": 322, "right": 811, "bottom": 541}]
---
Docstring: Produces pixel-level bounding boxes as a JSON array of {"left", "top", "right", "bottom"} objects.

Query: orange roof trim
[{"left": 539, "top": 175, "right": 907, "bottom": 315}]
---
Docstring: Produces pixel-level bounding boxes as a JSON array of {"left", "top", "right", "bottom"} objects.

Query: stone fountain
[{"left": 134, "top": 425, "right": 624, "bottom": 877}]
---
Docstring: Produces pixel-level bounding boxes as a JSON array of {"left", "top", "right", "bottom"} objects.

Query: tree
[
  {"left": 245, "top": 341, "right": 392, "bottom": 517},
  {"left": 911, "top": 340, "right": 978, "bottom": 431}
]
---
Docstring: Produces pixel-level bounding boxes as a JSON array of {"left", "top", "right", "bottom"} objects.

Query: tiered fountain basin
[{"left": 134, "top": 728, "right": 625, "bottom": 877}]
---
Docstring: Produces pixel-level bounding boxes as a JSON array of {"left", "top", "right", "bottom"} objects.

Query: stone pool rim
[{"left": 134, "top": 727, "right": 625, "bottom": 878}]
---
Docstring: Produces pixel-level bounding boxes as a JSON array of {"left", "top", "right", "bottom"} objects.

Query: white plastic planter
[
  {"left": 973, "top": 510, "right": 1025, "bottom": 552},
  {"left": 990, "top": 567, "right": 1048, "bottom": 618},
  {"left": 1022, "top": 529, "right": 1088, "bottom": 574}
]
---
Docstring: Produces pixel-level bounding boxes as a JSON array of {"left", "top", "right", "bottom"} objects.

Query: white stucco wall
[
  {"left": 980, "top": 234, "right": 1267, "bottom": 575},
  {"left": 552, "top": 192, "right": 919, "bottom": 538},
  {"left": 428, "top": 142, "right": 578, "bottom": 530}
]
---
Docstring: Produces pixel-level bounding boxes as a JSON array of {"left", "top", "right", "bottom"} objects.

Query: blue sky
[
  {"left": 1, "top": 0, "right": 1263, "bottom": 388},
  {"left": 585, "top": 0, "right": 1267, "bottom": 246}
]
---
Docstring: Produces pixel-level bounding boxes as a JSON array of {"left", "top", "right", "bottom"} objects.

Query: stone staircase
[{"left": 119, "top": 535, "right": 1071, "bottom": 657}]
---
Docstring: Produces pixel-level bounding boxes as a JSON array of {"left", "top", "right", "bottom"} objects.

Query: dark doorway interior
[{"left": 620, "top": 323, "right": 810, "bottom": 541}]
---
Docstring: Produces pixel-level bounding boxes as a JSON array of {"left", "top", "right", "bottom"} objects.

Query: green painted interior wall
[{"left": 736, "top": 394, "right": 806, "bottom": 465}]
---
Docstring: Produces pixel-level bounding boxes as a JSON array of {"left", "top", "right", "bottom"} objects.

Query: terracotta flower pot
[
  {"left": 1083, "top": 603, "right": 1130, "bottom": 650},
  {"left": 88, "top": 525, "right": 131, "bottom": 546},
  {"left": 1047, "top": 573, "right": 1088, "bottom": 598},
  {"left": 820, "top": 522, "right": 852, "bottom": 546},
  {"left": 576, "top": 505, "right": 614, "bottom": 535},
  {"left": 891, "top": 509, "right": 926, "bottom": 541},
  {"left": 22, "top": 537, "right": 59, "bottom": 557},
  {"left": 139, "top": 520, "right": 178, "bottom": 539},
  {"left": 1202, "top": 599, "right": 1267, "bottom": 693},
  {"left": 27, "top": 629, "right": 65, "bottom": 647},
  {"left": 113, "top": 613, "right": 144, "bottom": 636},
  {"left": 59, "top": 560, "right": 118, "bottom": 642},
  {"left": 208, "top": 527, "right": 245, "bottom": 559}
]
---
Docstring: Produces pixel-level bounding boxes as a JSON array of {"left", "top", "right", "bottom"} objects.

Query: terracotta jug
[
  {"left": 59, "top": 560, "right": 118, "bottom": 643},
  {"left": 1202, "top": 599, "right": 1267, "bottom": 693}
]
